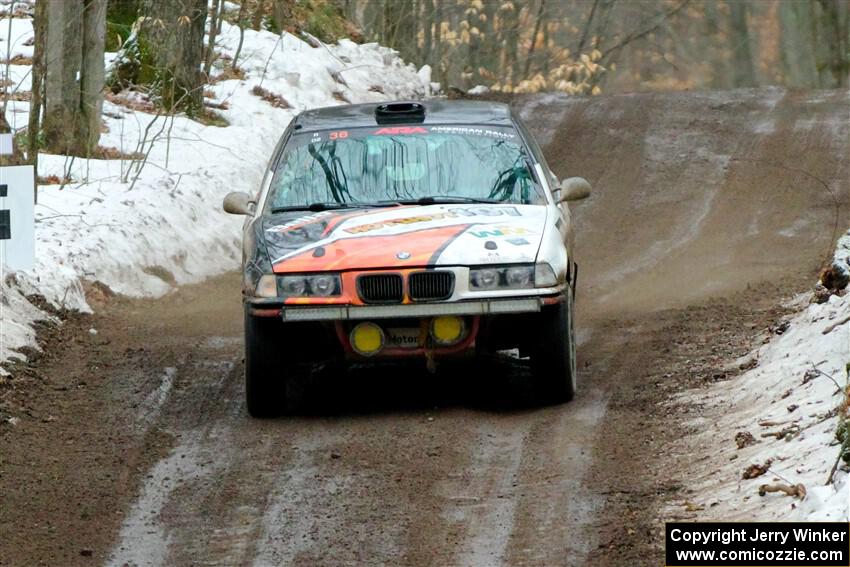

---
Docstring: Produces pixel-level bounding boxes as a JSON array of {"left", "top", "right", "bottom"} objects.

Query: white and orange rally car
[{"left": 223, "top": 100, "right": 591, "bottom": 417}]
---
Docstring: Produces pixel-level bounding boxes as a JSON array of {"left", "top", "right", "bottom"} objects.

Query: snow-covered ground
[
  {"left": 0, "top": 15, "right": 432, "bottom": 370},
  {"left": 670, "top": 229, "right": 850, "bottom": 521}
]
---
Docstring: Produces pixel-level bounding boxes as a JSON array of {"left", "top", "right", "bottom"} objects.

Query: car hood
[{"left": 263, "top": 204, "right": 548, "bottom": 273}]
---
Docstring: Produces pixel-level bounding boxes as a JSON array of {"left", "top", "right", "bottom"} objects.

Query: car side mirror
[
  {"left": 557, "top": 177, "right": 592, "bottom": 203},
  {"left": 223, "top": 191, "right": 255, "bottom": 215}
]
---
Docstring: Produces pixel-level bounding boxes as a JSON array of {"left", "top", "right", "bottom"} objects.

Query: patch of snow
[
  {"left": 0, "top": 21, "right": 430, "bottom": 367},
  {"left": 468, "top": 85, "right": 490, "bottom": 96},
  {"left": 669, "top": 228, "right": 850, "bottom": 522}
]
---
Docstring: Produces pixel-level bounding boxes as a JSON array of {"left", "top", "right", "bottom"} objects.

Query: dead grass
[
  {"left": 250, "top": 85, "right": 291, "bottom": 109},
  {"left": 104, "top": 91, "right": 157, "bottom": 114},
  {"left": 37, "top": 175, "right": 74, "bottom": 186},
  {"left": 91, "top": 146, "right": 144, "bottom": 160},
  {"left": 2, "top": 54, "right": 32, "bottom": 65},
  {"left": 196, "top": 108, "right": 229, "bottom": 127},
  {"left": 6, "top": 90, "right": 30, "bottom": 101},
  {"left": 332, "top": 91, "right": 350, "bottom": 103},
  {"left": 209, "top": 66, "right": 246, "bottom": 84}
]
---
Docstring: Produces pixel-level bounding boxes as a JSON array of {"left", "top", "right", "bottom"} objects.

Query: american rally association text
[{"left": 669, "top": 527, "right": 848, "bottom": 547}]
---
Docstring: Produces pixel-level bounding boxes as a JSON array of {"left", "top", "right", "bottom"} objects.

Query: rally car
[{"left": 223, "top": 100, "right": 591, "bottom": 417}]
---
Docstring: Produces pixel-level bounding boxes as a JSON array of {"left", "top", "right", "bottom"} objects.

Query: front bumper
[{"left": 246, "top": 297, "right": 550, "bottom": 322}]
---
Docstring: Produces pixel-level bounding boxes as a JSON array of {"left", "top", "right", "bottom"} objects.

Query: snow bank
[
  {"left": 671, "top": 229, "right": 850, "bottom": 521},
  {"left": 0, "top": 17, "right": 430, "bottom": 368}
]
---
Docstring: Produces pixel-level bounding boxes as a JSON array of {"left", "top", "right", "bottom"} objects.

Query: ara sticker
[{"left": 374, "top": 126, "right": 428, "bottom": 135}]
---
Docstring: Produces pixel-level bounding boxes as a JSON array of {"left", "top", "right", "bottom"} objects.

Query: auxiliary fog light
[
  {"left": 350, "top": 322, "right": 384, "bottom": 356},
  {"left": 430, "top": 316, "right": 466, "bottom": 346}
]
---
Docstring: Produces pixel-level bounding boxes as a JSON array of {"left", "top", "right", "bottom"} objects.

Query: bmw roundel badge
[{"left": 396, "top": 251, "right": 411, "bottom": 260}]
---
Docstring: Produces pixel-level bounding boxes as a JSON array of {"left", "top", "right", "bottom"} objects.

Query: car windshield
[{"left": 267, "top": 125, "right": 543, "bottom": 211}]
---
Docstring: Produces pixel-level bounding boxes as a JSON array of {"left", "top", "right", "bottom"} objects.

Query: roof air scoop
[{"left": 375, "top": 102, "right": 425, "bottom": 124}]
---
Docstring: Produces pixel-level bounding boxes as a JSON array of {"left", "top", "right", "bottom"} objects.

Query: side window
[{"left": 513, "top": 117, "right": 557, "bottom": 187}]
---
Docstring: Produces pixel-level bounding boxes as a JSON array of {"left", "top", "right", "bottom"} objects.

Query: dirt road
[{"left": 1, "top": 88, "right": 847, "bottom": 566}]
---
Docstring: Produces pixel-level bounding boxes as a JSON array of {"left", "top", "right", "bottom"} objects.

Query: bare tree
[
  {"left": 203, "top": 0, "right": 224, "bottom": 77},
  {"left": 27, "top": 0, "right": 47, "bottom": 191},
  {"left": 728, "top": 0, "right": 756, "bottom": 87},
  {"left": 42, "top": 0, "right": 107, "bottom": 156},
  {"left": 141, "top": 0, "right": 207, "bottom": 113}
]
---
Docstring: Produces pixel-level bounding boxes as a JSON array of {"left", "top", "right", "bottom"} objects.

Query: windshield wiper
[
  {"left": 381, "top": 196, "right": 503, "bottom": 206},
  {"left": 271, "top": 201, "right": 401, "bottom": 214}
]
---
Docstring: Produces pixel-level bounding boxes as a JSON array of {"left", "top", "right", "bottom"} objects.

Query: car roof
[{"left": 292, "top": 99, "right": 514, "bottom": 132}]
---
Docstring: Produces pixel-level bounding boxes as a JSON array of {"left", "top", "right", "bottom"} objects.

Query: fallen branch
[
  {"left": 826, "top": 451, "right": 842, "bottom": 485},
  {"left": 760, "top": 424, "right": 801, "bottom": 440},
  {"left": 203, "top": 100, "right": 229, "bottom": 110},
  {"left": 759, "top": 482, "right": 806, "bottom": 499},
  {"left": 823, "top": 314, "right": 850, "bottom": 335},
  {"left": 758, "top": 419, "right": 797, "bottom": 428}
]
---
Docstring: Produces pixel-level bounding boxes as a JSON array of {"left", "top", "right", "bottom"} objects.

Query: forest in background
[
  {"left": 346, "top": 0, "right": 850, "bottom": 94},
  {"left": 4, "top": 0, "right": 848, "bottom": 172}
]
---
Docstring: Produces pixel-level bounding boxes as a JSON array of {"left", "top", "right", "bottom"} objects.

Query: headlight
[
  {"left": 310, "top": 274, "right": 338, "bottom": 296},
  {"left": 278, "top": 274, "right": 342, "bottom": 297},
  {"left": 469, "top": 265, "right": 534, "bottom": 290},
  {"left": 505, "top": 266, "right": 532, "bottom": 287},
  {"left": 534, "top": 262, "right": 559, "bottom": 287},
  {"left": 470, "top": 268, "right": 500, "bottom": 289},
  {"left": 255, "top": 274, "right": 279, "bottom": 298},
  {"left": 279, "top": 276, "right": 308, "bottom": 296}
]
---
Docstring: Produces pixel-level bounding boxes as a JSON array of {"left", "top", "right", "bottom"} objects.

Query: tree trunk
[
  {"left": 271, "top": 0, "right": 292, "bottom": 34},
  {"left": 42, "top": 0, "right": 106, "bottom": 156},
  {"left": 817, "top": 0, "right": 849, "bottom": 87},
  {"left": 141, "top": 0, "right": 207, "bottom": 113},
  {"left": 728, "top": 0, "right": 756, "bottom": 87},
  {"left": 778, "top": 0, "right": 820, "bottom": 87},
  {"left": 204, "top": 0, "right": 222, "bottom": 77},
  {"left": 523, "top": 0, "right": 546, "bottom": 79},
  {"left": 433, "top": 0, "right": 442, "bottom": 85},
  {"left": 28, "top": 0, "right": 47, "bottom": 196},
  {"left": 232, "top": 0, "right": 249, "bottom": 69},
  {"left": 251, "top": 0, "right": 265, "bottom": 30},
  {"left": 421, "top": 0, "right": 432, "bottom": 64},
  {"left": 80, "top": 0, "right": 106, "bottom": 150}
]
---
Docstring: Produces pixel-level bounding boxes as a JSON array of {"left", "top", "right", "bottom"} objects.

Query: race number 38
[{"left": 329, "top": 131, "right": 349, "bottom": 140}]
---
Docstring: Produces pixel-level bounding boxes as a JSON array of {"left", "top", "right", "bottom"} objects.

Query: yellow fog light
[
  {"left": 350, "top": 322, "right": 384, "bottom": 356},
  {"left": 430, "top": 316, "right": 465, "bottom": 345}
]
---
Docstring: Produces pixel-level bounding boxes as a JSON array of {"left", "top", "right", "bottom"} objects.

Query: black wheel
[
  {"left": 244, "top": 310, "right": 287, "bottom": 418},
  {"left": 530, "top": 293, "right": 577, "bottom": 404}
]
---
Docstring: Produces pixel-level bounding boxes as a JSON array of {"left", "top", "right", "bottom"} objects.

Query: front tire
[
  {"left": 530, "top": 294, "right": 577, "bottom": 404},
  {"left": 244, "top": 310, "right": 287, "bottom": 418}
]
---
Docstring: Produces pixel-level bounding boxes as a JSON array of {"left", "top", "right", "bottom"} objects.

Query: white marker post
[{"left": 0, "top": 133, "right": 36, "bottom": 364}]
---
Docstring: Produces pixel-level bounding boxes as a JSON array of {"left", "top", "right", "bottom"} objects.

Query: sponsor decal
[
  {"left": 469, "top": 225, "right": 533, "bottom": 238},
  {"left": 429, "top": 126, "right": 516, "bottom": 139},
  {"left": 506, "top": 237, "right": 530, "bottom": 246},
  {"left": 343, "top": 206, "right": 522, "bottom": 234},
  {"left": 266, "top": 211, "right": 334, "bottom": 234},
  {"left": 374, "top": 126, "right": 428, "bottom": 135}
]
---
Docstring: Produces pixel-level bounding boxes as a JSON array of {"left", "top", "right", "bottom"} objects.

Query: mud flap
[{"left": 571, "top": 261, "right": 579, "bottom": 300}]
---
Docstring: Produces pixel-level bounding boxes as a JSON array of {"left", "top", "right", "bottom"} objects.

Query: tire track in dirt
[{"left": 1, "top": 88, "right": 846, "bottom": 567}]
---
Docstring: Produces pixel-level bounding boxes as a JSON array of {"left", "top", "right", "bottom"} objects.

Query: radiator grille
[
  {"left": 357, "top": 274, "right": 404, "bottom": 304},
  {"left": 408, "top": 271, "right": 455, "bottom": 301}
]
